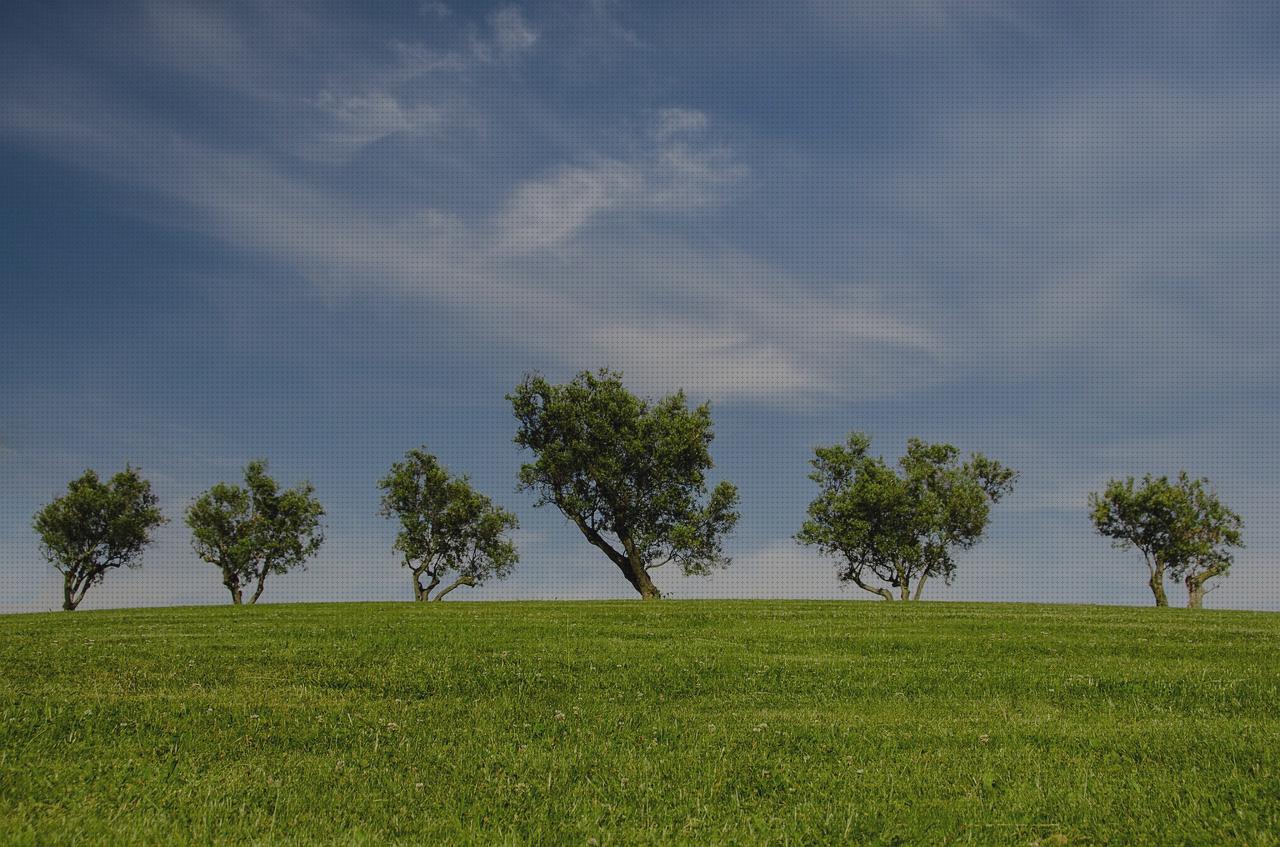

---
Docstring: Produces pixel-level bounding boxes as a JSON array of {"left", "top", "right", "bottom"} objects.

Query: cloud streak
[{"left": 0, "top": 14, "right": 935, "bottom": 405}]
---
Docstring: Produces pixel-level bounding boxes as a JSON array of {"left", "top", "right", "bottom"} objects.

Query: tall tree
[
  {"left": 510, "top": 369, "right": 739, "bottom": 599},
  {"left": 378, "top": 447, "right": 519, "bottom": 601},
  {"left": 1090, "top": 473, "right": 1243, "bottom": 608},
  {"left": 33, "top": 467, "right": 166, "bottom": 611},
  {"left": 186, "top": 461, "right": 324, "bottom": 605},
  {"left": 797, "top": 433, "right": 1016, "bottom": 601}
]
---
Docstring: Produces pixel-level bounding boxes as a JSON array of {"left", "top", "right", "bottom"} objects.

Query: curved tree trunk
[
  {"left": 847, "top": 569, "right": 894, "bottom": 600},
  {"left": 1148, "top": 569, "right": 1169, "bottom": 607},
  {"left": 573, "top": 517, "right": 663, "bottom": 599},
  {"left": 1187, "top": 581, "right": 1206, "bottom": 610},
  {"left": 631, "top": 565, "right": 661, "bottom": 600},
  {"left": 413, "top": 568, "right": 439, "bottom": 602},
  {"left": 223, "top": 572, "right": 243, "bottom": 605},
  {"left": 249, "top": 571, "right": 268, "bottom": 605},
  {"left": 434, "top": 575, "right": 477, "bottom": 601},
  {"left": 913, "top": 573, "right": 929, "bottom": 601},
  {"left": 1185, "top": 566, "right": 1224, "bottom": 609},
  {"left": 62, "top": 572, "right": 79, "bottom": 611},
  {"left": 619, "top": 535, "right": 662, "bottom": 599}
]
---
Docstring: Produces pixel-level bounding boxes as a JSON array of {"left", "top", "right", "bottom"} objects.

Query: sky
[{"left": 1, "top": 0, "right": 1278, "bottom": 612}]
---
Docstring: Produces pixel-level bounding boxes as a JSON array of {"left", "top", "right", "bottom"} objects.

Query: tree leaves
[
  {"left": 797, "top": 433, "right": 1016, "bottom": 600},
  {"left": 1090, "top": 473, "right": 1243, "bottom": 608},
  {"left": 185, "top": 461, "right": 325, "bottom": 604},
  {"left": 378, "top": 447, "right": 519, "bottom": 600},
  {"left": 32, "top": 467, "right": 166, "bottom": 610},
  {"left": 510, "top": 369, "right": 740, "bottom": 596}
]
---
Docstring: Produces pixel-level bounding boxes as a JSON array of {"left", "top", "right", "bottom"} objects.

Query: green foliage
[
  {"left": 378, "top": 447, "right": 519, "bottom": 600},
  {"left": 1090, "top": 473, "right": 1243, "bottom": 608},
  {"left": 797, "top": 433, "right": 1017, "bottom": 600},
  {"left": 509, "top": 369, "right": 740, "bottom": 598},
  {"left": 185, "top": 461, "right": 325, "bottom": 605},
  {"left": 1, "top": 601, "right": 1278, "bottom": 845},
  {"left": 32, "top": 467, "right": 166, "bottom": 610}
]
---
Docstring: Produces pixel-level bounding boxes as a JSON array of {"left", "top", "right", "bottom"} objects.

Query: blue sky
[{"left": 2, "top": 0, "right": 1277, "bottom": 611}]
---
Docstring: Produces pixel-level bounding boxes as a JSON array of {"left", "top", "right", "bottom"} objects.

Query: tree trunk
[
  {"left": 1148, "top": 568, "right": 1168, "bottom": 607},
  {"left": 913, "top": 573, "right": 929, "bottom": 601},
  {"left": 621, "top": 541, "right": 662, "bottom": 599},
  {"left": 62, "top": 572, "right": 79, "bottom": 611},
  {"left": 633, "top": 567, "right": 661, "bottom": 600},
  {"left": 413, "top": 568, "right": 439, "bottom": 602},
  {"left": 1187, "top": 579, "right": 1205, "bottom": 610},
  {"left": 847, "top": 570, "right": 894, "bottom": 600},
  {"left": 569, "top": 518, "right": 664, "bottom": 599},
  {"left": 434, "top": 575, "right": 477, "bottom": 601},
  {"left": 1184, "top": 567, "right": 1223, "bottom": 610},
  {"left": 224, "top": 573, "right": 243, "bottom": 605},
  {"left": 248, "top": 570, "right": 267, "bottom": 605},
  {"left": 611, "top": 555, "right": 662, "bottom": 598},
  {"left": 900, "top": 582, "right": 911, "bottom": 601}
]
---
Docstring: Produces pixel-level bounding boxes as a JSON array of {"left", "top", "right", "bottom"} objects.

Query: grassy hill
[{"left": 1, "top": 600, "right": 1277, "bottom": 845}]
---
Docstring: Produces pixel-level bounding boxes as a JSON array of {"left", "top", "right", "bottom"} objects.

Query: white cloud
[
  {"left": 654, "top": 107, "right": 709, "bottom": 140},
  {"left": 586, "top": 325, "right": 828, "bottom": 401},
  {"left": 495, "top": 110, "right": 748, "bottom": 252},
  {"left": 387, "top": 41, "right": 469, "bottom": 81},
  {"left": 496, "top": 159, "right": 644, "bottom": 252},
  {"left": 308, "top": 90, "right": 443, "bottom": 153},
  {"left": 489, "top": 6, "right": 539, "bottom": 56},
  {"left": 862, "top": 80, "right": 1280, "bottom": 396}
]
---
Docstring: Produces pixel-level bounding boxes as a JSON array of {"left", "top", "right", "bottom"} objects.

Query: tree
[
  {"left": 378, "top": 447, "right": 519, "bottom": 601},
  {"left": 796, "top": 433, "right": 1016, "bottom": 601},
  {"left": 509, "top": 369, "right": 740, "bottom": 599},
  {"left": 186, "top": 461, "right": 325, "bottom": 605},
  {"left": 1090, "top": 473, "right": 1243, "bottom": 609},
  {"left": 33, "top": 467, "right": 166, "bottom": 611}
]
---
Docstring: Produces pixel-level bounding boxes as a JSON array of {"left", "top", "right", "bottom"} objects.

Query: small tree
[
  {"left": 1090, "top": 473, "right": 1243, "bottom": 608},
  {"left": 186, "top": 461, "right": 324, "bottom": 605},
  {"left": 510, "top": 369, "right": 740, "bottom": 599},
  {"left": 33, "top": 467, "right": 166, "bottom": 611},
  {"left": 797, "top": 433, "right": 1016, "bottom": 600},
  {"left": 378, "top": 447, "right": 519, "bottom": 601}
]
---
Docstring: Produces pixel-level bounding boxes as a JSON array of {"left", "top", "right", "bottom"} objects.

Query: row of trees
[{"left": 33, "top": 370, "right": 1245, "bottom": 610}]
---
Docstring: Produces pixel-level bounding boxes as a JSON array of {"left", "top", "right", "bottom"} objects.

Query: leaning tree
[
  {"left": 33, "top": 466, "right": 166, "bottom": 610},
  {"left": 1090, "top": 472, "right": 1243, "bottom": 608},
  {"left": 510, "top": 369, "right": 739, "bottom": 599},
  {"left": 379, "top": 447, "right": 519, "bottom": 601},
  {"left": 186, "top": 460, "right": 325, "bottom": 605},
  {"left": 797, "top": 433, "right": 1016, "bottom": 600}
]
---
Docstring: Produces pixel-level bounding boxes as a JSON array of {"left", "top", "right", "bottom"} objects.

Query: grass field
[{"left": 1, "top": 601, "right": 1277, "bottom": 845}]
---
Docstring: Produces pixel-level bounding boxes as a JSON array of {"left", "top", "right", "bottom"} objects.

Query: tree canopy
[
  {"left": 186, "top": 461, "right": 325, "bottom": 605},
  {"left": 33, "top": 467, "right": 166, "bottom": 610},
  {"left": 378, "top": 447, "right": 519, "bottom": 601},
  {"left": 1090, "top": 473, "right": 1243, "bottom": 608},
  {"left": 510, "top": 369, "right": 739, "bottom": 599},
  {"left": 797, "top": 433, "right": 1017, "bottom": 600}
]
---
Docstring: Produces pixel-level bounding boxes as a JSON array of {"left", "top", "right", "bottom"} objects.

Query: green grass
[{"left": 1, "top": 601, "right": 1277, "bottom": 845}]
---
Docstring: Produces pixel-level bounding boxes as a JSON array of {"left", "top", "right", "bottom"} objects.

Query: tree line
[{"left": 33, "top": 369, "right": 1245, "bottom": 611}]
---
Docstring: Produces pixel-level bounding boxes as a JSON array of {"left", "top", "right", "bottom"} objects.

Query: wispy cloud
[
  {"left": 496, "top": 158, "right": 645, "bottom": 253},
  {"left": 494, "top": 109, "right": 747, "bottom": 252},
  {"left": 654, "top": 107, "right": 708, "bottom": 141},
  {"left": 488, "top": 6, "right": 540, "bottom": 57},
  {"left": 878, "top": 80, "right": 1280, "bottom": 394},
  {"left": 0, "top": 60, "right": 932, "bottom": 404}
]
